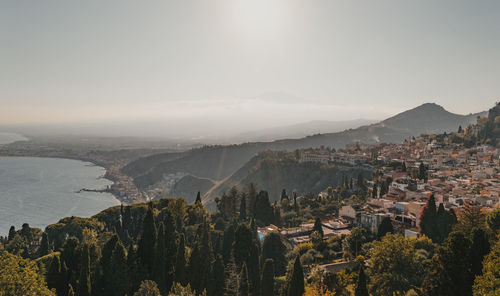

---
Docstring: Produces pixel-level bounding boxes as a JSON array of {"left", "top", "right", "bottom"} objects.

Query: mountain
[
  {"left": 232, "top": 118, "right": 378, "bottom": 142},
  {"left": 123, "top": 103, "right": 485, "bottom": 193}
]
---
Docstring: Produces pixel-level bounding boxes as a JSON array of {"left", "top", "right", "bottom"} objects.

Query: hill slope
[{"left": 125, "top": 103, "right": 485, "bottom": 190}]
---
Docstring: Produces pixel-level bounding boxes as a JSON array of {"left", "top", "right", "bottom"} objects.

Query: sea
[{"left": 0, "top": 133, "right": 120, "bottom": 235}]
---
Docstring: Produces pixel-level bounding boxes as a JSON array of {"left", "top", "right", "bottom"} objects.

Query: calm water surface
[{"left": 0, "top": 157, "right": 119, "bottom": 235}]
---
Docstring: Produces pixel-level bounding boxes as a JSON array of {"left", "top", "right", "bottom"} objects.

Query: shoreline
[{"left": 0, "top": 155, "right": 124, "bottom": 205}]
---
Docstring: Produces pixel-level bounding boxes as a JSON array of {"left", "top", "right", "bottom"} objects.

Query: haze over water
[{"left": 0, "top": 156, "right": 119, "bottom": 235}]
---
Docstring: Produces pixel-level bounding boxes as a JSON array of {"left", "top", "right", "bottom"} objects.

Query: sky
[{"left": 1, "top": 0, "right": 499, "bottom": 135}]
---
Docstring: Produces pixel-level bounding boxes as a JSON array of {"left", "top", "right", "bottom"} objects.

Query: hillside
[
  {"left": 166, "top": 174, "right": 215, "bottom": 204},
  {"left": 125, "top": 103, "right": 485, "bottom": 191},
  {"left": 204, "top": 151, "right": 372, "bottom": 207}
]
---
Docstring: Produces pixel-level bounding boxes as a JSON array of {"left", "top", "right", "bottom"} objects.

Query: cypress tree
[
  {"left": 287, "top": 256, "right": 304, "bottom": 296},
  {"left": 312, "top": 218, "right": 324, "bottom": 238},
  {"left": 101, "top": 235, "right": 119, "bottom": 294},
  {"left": 248, "top": 241, "right": 261, "bottom": 296},
  {"left": 110, "top": 240, "right": 129, "bottom": 296},
  {"left": 8, "top": 226, "right": 15, "bottom": 241},
  {"left": 138, "top": 207, "right": 157, "bottom": 276},
  {"left": 238, "top": 262, "right": 250, "bottom": 296},
  {"left": 377, "top": 217, "right": 393, "bottom": 238},
  {"left": 261, "top": 259, "right": 275, "bottom": 296},
  {"left": 164, "top": 213, "right": 178, "bottom": 291},
  {"left": 239, "top": 195, "right": 247, "bottom": 221},
  {"left": 223, "top": 224, "right": 236, "bottom": 264},
  {"left": 233, "top": 223, "right": 253, "bottom": 267},
  {"left": 39, "top": 232, "right": 50, "bottom": 256},
  {"left": 175, "top": 233, "right": 187, "bottom": 285},
  {"left": 78, "top": 244, "right": 91, "bottom": 296},
  {"left": 262, "top": 232, "right": 287, "bottom": 276},
  {"left": 212, "top": 254, "right": 226, "bottom": 296},
  {"left": 196, "top": 191, "right": 202, "bottom": 204},
  {"left": 355, "top": 266, "right": 369, "bottom": 296},
  {"left": 154, "top": 223, "right": 167, "bottom": 293},
  {"left": 470, "top": 228, "right": 490, "bottom": 277},
  {"left": 419, "top": 194, "right": 438, "bottom": 242},
  {"left": 47, "top": 255, "right": 64, "bottom": 295}
]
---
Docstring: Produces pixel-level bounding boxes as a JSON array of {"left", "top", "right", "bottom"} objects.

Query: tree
[
  {"left": 377, "top": 217, "right": 393, "bottom": 238},
  {"left": 138, "top": 207, "right": 157, "bottom": 276},
  {"left": 473, "top": 234, "right": 500, "bottom": 296},
  {"left": 418, "top": 162, "right": 427, "bottom": 181},
  {"left": 343, "top": 227, "right": 371, "bottom": 259},
  {"left": 134, "top": 280, "right": 161, "bottom": 296},
  {"left": 261, "top": 259, "right": 275, "bottom": 296},
  {"left": 0, "top": 252, "right": 55, "bottom": 295},
  {"left": 418, "top": 195, "right": 438, "bottom": 242},
  {"left": 458, "top": 125, "right": 463, "bottom": 133},
  {"left": 238, "top": 262, "right": 250, "bottom": 296},
  {"left": 154, "top": 222, "right": 168, "bottom": 293},
  {"left": 233, "top": 223, "right": 253, "bottom": 267},
  {"left": 262, "top": 232, "right": 287, "bottom": 276},
  {"left": 78, "top": 244, "right": 91, "bottom": 296},
  {"left": 110, "top": 240, "right": 129, "bottom": 296},
  {"left": 368, "top": 234, "right": 426, "bottom": 295},
  {"left": 47, "top": 255, "right": 64, "bottom": 295},
  {"left": 239, "top": 195, "right": 247, "bottom": 221},
  {"left": 247, "top": 241, "right": 261, "bottom": 296},
  {"left": 423, "top": 231, "right": 473, "bottom": 296},
  {"left": 8, "top": 225, "right": 16, "bottom": 241},
  {"left": 287, "top": 255, "right": 305, "bottom": 296},
  {"left": 196, "top": 191, "right": 202, "bottom": 204},
  {"left": 254, "top": 191, "right": 274, "bottom": 225},
  {"left": 456, "top": 202, "right": 486, "bottom": 236},
  {"left": 470, "top": 228, "right": 490, "bottom": 277},
  {"left": 313, "top": 218, "right": 324, "bottom": 238},
  {"left": 355, "top": 266, "right": 369, "bottom": 296},
  {"left": 212, "top": 255, "right": 225, "bottom": 296},
  {"left": 486, "top": 208, "right": 500, "bottom": 234},
  {"left": 39, "top": 232, "right": 50, "bottom": 256},
  {"left": 175, "top": 233, "right": 187, "bottom": 285},
  {"left": 169, "top": 283, "right": 204, "bottom": 296}
]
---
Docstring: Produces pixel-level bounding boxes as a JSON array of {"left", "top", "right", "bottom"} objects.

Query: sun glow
[{"left": 229, "top": 0, "right": 289, "bottom": 40}]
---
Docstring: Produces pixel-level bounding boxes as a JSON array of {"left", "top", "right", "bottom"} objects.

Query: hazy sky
[{"left": 1, "top": 0, "right": 499, "bottom": 130}]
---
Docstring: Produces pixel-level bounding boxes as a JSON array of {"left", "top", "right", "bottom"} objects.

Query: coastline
[{"left": 0, "top": 155, "right": 124, "bottom": 205}]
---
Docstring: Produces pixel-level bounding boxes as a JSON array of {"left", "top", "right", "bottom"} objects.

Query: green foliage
[
  {"left": 287, "top": 255, "right": 305, "bottom": 296},
  {"left": 110, "top": 240, "right": 129, "bottom": 296},
  {"left": 78, "top": 244, "right": 91, "bottom": 296},
  {"left": 470, "top": 228, "right": 490, "bottom": 277},
  {"left": 39, "top": 232, "right": 50, "bottom": 257},
  {"left": 138, "top": 206, "right": 157, "bottom": 276},
  {"left": 355, "top": 266, "right": 369, "bottom": 296},
  {"left": 486, "top": 208, "right": 500, "bottom": 234},
  {"left": 377, "top": 217, "right": 393, "bottom": 239},
  {"left": 343, "top": 227, "right": 373, "bottom": 259},
  {"left": 368, "top": 234, "right": 432, "bottom": 295},
  {"left": 134, "top": 280, "right": 161, "bottom": 296},
  {"left": 261, "top": 259, "right": 275, "bottom": 296},
  {"left": 423, "top": 231, "right": 474, "bottom": 296},
  {"left": 312, "top": 218, "right": 324, "bottom": 238},
  {"left": 238, "top": 262, "right": 250, "bottom": 296},
  {"left": 473, "top": 233, "right": 500, "bottom": 296},
  {"left": 262, "top": 232, "right": 287, "bottom": 276}
]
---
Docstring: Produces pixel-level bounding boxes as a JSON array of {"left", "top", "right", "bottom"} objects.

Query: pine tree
[
  {"left": 39, "top": 232, "right": 50, "bottom": 256},
  {"left": 138, "top": 207, "right": 157, "bottom": 276},
  {"left": 78, "top": 244, "right": 91, "bottom": 296},
  {"left": 110, "top": 240, "right": 129, "bottom": 296},
  {"left": 238, "top": 262, "right": 250, "bottom": 296},
  {"left": 355, "top": 266, "right": 369, "bottom": 296},
  {"left": 261, "top": 259, "right": 275, "bottom": 296},
  {"left": 287, "top": 256, "right": 305, "bottom": 296}
]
